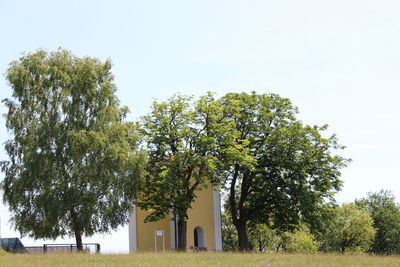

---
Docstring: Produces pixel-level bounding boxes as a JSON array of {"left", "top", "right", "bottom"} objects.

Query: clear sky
[{"left": 1, "top": 0, "right": 399, "bottom": 253}]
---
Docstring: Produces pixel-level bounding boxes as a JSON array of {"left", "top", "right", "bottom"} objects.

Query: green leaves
[
  {"left": 283, "top": 229, "right": 318, "bottom": 253},
  {"left": 139, "top": 91, "right": 348, "bottom": 251},
  {"left": 356, "top": 190, "right": 400, "bottom": 254},
  {"left": 137, "top": 93, "right": 224, "bottom": 224},
  {"left": 2, "top": 49, "right": 145, "bottom": 245},
  {"left": 327, "top": 203, "right": 376, "bottom": 253},
  {"left": 2, "top": 52, "right": 351, "bottom": 252},
  {"left": 218, "top": 92, "right": 349, "bottom": 250}
]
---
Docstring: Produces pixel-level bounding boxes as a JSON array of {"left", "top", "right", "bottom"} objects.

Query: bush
[
  {"left": 284, "top": 230, "right": 318, "bottom": 253},
  {"left": 249, "top": 224, "right": 280, "bottom": 252},
  {"left": 328, "top": 203, "right": 376, "bottom": 253}
]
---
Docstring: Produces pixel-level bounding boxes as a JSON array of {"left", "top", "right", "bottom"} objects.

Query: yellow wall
[
  {"left": 187, "top": 186, "right": 216, "bottom": 250},
  {"left": 136, "top": 208, "right": 171, "bottom": 251},
  {"left": 135, "top": 186, "right": 216, "bottom": 251}
]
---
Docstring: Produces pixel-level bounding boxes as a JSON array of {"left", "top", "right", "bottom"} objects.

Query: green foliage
[
  {"left": 221, "top": 212, "right": 238, "bottom": 251},
  {"left": 356, "top": 190, "right": 400, "bottom": 254},
  {"left": 1, "top": 49, "right": 146, "bottom": 248},
  {"left": 137, "top": 93, "right": 225, "bottom": 249},
  {"left": 218, "top": 92, "right": 349, "bottom": 250},
  {"left": 283, "top": 230, "right": 318, "bottom": 253},
  {"left": 249, "top": 223, "right": 281, "bottom": 252},
  {"left": 305, "top": 202, "right": 340, "bottom": 252},
  {"left": 222, "top": 210, "right": 280, "bottom": 252},
  {"left": 326, "top": 203, "right": 376, "bottom": 253}
]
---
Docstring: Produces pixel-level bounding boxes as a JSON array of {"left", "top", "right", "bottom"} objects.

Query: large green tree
[
  {"left": 356, "top": 190, "right": 400, "bottom": 254},
  {"left": 137, "top": 93, "right": 224, "bottom": 250},
  {"left": 1, "top": 50, "right": 146, "bottom": 250},
  {"left": 219, "top": 92, "right": 349, "bottom": 251}
]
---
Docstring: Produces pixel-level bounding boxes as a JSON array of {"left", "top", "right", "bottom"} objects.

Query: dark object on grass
[{"left": 0, "top": 238, "right": 28, "bottom": 253}]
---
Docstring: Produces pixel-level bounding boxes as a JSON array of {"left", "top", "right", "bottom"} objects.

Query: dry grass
[{"left": 0, "top": 252, "right": 400, "bottom": 267}]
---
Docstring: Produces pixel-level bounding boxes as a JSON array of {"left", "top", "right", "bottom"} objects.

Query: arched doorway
[{"left": 194, "top": 226, "right": 205, "bottom": 248}]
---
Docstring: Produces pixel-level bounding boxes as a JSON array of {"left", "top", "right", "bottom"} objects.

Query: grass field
[{"left": 1, "top": 251, "right": 400, "bottom": 267}]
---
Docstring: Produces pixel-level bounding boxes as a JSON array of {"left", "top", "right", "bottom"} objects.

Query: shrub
[{"left": 284, "top": 230, "right": 318, "bottom": 253}]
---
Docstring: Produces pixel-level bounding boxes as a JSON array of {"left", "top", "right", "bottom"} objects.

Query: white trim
[
  {"left": 128, "top": 206, "right": 137, "bottom": 252},
  {"left": 212, "top": 189, "right": 223, "bottom": 251}
]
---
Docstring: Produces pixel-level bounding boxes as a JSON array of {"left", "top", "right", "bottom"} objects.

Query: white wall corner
[
  {"left": 128, "top": 206, "right": 137, "bottom": 252},
  {"left": 212, "top": 189, "right": 223, "bottom": 251}
]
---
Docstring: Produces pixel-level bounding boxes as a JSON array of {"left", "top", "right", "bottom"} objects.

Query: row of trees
[
  {"left": 223, "top": 190, "right": 400, "bottom": 254},
  {"left": 2, "top": 50, "right": 350, "bottom": 251}
]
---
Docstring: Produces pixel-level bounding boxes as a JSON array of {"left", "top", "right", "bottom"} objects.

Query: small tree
[
  {"left": 248, "top": 223, "right": 280, "bottom": 252},
  {"left": 356, "top": 190, "right": 400, "bottom": 254},
  {"left": 329, "top": 203, "right": 376, "bottom": 253},
  {"left": 1, "top": 49, "right": 146, "bottom": 250}
]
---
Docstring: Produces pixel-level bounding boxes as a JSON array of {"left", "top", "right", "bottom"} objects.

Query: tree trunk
[
  {"left": 229, "top": 165, "right": 248, "bottom": 251},
  {"left": 235, "top": 220, "right": 250, "bottom": 251},
  {"left": 177, "top": 217, "right": 187, "bottom": 251},
  {"left": 258, "top": 238, "right": 264, "bottom": 252},
  {"left": 75, "top": 231, "right": 83, "bottom": 252},
  {"left": 276, "top": 242, "right": 283, "bottom": 252},
  {"left": 70, "top": 207, "right": 83, "bottom": 252}
]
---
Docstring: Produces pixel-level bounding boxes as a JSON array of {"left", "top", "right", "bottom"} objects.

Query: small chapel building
[{"left": 128, "top": 186, "right": 223, "bottom": 252}]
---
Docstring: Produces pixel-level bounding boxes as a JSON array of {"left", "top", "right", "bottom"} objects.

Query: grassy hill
[{"left": 1, "top": 252, "right": 400, "bottom": 267}]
